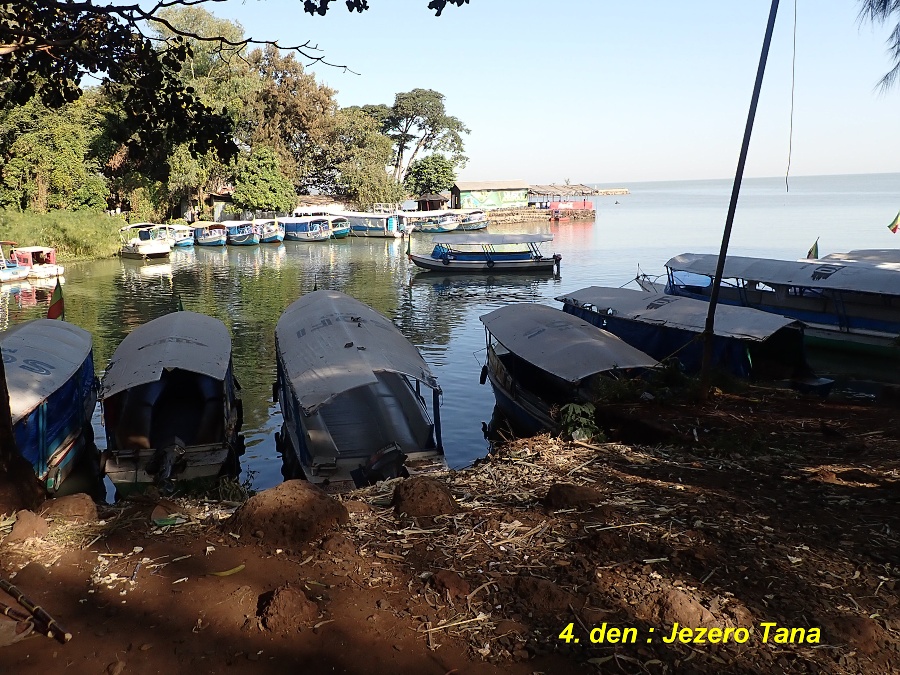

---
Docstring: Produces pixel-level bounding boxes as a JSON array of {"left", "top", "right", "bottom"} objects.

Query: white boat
[
  {"left": 10, "top": 246, "right": 65, "bottom": 278},
  {"left": 0, "top": 241, "right": 29, "bottom": 283},
  {"left": 100, "top": 311, "right": 243, "bottom": 495},
  {"left": 119, "top": 224, "right": 172, "bottom": 260},
  {"left": 193, "top": 222, "right": 228, "bottom": 247},
  {"left": 281, "top": 216, "right": 330, "bottom": 242},
  {"left": 408, "top": 233, "right": 561, "bottom": 274},
  {"left": 159, "top": 224, "right": 195, "bottom": 247},
  {"left": 340, "top": 211, "right": 405, "bottom": 238},
  {"left": 274, "top": 290, "right": 444, "bottom": 491}
]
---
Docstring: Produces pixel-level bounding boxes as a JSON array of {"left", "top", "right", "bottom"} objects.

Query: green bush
[{"left": 0, "top": 210, "right": 124, "bottom": 260}]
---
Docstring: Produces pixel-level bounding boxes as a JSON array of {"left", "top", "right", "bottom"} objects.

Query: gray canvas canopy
[
  {"left": 819, "top": 249, "right": 900, "bottom": 266},
  {"left": 432, "top": 233, "right": 553, "bottom": 246},
  {"left": 101, "top": 311, "right": 232, "bottom": 399},
  {"left": 276, "top": 290, "right": 439, "bottom": 414},
  {"left": 2, "top": 319, "right": 93, "bottom": 424},
  {"left": 667, "top": 253, "right": 900, "bottom": 296},
  {"left": 479, "top": 303, "right": 657, "bottom": 383},
  {"left": 556, "top": 286, "right": 799, "bottom": 341}
]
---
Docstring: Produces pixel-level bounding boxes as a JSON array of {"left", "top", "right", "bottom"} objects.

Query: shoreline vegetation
[
  {"left": 0, "top": 210, "right": 124, "bottom": 261},
  {"left": 1, "top": 386, "right": 898, "bottom": 673}
]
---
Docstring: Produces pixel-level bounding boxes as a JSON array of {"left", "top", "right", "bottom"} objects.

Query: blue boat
[
  {"left": 479, "top": 303, "right": 658, "bottom": 436},
  {"left": 327, "top": 216, "right": 351, "bottom": 239},
  {"left": 2, "top": 319, "right": 99, "bottom": 493},
  {"left": 281, "top": 216, "right": 330, "bottom": 242},
  {"left": 225, "top": 221, "right": 260, "bottom": 246},
  {"left": 258, "top": 219, "right": 285, "bottom": 244},
  {"left": 416, "top": 214, "right": 461, "bottom": 234},
  {"left": 193, "top": 222, "right": 228, "bottom": 246},
  {"left": 556, "top": 286, "right": 832, "bottom": 392},
  {"left": 341, "top": 211, "right": 404, "bottom": 238},
  {"left": 458, "top": 210, "right": 489, "bottom": 231},
  {"left": 163, "top": 224, "right": 195, "bottom": 247}
]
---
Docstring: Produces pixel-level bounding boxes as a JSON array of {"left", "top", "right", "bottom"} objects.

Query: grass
[{"left": 0, "top": 210, "right": 126, "bottom": 261}]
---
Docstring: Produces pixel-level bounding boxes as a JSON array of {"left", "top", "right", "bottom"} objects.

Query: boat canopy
[
  {"left": 101, "top": 311, "right": 232, "bottom": 399},
  {"left": 276, "top": 290, "right": 439, "bottom": 414},
  {"left": 819, "top": 249, "right": 900, "bottom": 266},
  {"left": 667, "top": 253, "right": 900, "bottom": 296},
  {"left": 479, "top": 303, "right": 658, "bottom": 383},
  {"left": 433, "top": 233, "right": 553, "bottom": 246},
  {"left": 2, "top": 319, "right": 93, "bottom": 424},
  {"left": 12, "top": 246, "right": 54, "bottom": 254},
  {"left": 556, "top": 286, "right": 799, "bottom": 341},
  {"left": 119, "top": 222, "right": 156, "bottom": 233}
]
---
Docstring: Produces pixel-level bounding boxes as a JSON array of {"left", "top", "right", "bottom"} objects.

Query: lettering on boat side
[
  {"left": 1, "top": 349, "right": 55, "bottom": 375},
  {"left": 296, "top": 313, "right": 394, "bottom": 339},
  {"left": 810, "top": 264, "right": 844, "bottom": 281},
  {"left": 557, "top": 622, "right": 821, "bottom": 646},
  {"left": 138, "top": 336, "right": 207, "bottom": 349}
]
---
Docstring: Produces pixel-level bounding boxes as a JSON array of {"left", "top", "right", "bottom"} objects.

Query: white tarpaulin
[
  {"left": 479, "top": 303, "right": 657, "bottom": 383},
  {"left": 101, "top": 311, "right": 231, "bottom": 399},
  {"left": 666, "top": 253, "right": 900, "bottom": 295},
  {"left": 276, "top": 290, "right": 438, "bottom": 414},
  {"left": 556, "top": 286, "right": 798, "bottom": 341},
  {"left": 2, "top": 319, "right": 93, "bottom": 424}
]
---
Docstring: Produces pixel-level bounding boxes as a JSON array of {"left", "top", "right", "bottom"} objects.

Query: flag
[
  {"left": 806, "top": 237, "right": 819, "bottom": 259},
  {"left": 889, "top": 210, "right": 900, "bottom": 234},
  {"left": 47, "top": 278, "right": 64, "bottom": 320}
]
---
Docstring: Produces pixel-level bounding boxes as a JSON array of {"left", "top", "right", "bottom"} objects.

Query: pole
[{"left": 700, "top": 0, "right": 780, "bottom": 398}]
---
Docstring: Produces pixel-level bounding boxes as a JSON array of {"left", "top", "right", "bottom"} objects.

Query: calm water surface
[{"left": 5, "top": 173, "right": 900, "bottom": 490}]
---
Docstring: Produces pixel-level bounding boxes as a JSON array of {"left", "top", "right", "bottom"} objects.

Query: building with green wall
[{"left": 451, "top": 180, "right": 530, "bottom": 210}]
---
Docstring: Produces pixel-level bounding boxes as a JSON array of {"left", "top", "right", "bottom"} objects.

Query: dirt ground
[{"left": 2, "top": 386, "right": 899, "bottom": 674}]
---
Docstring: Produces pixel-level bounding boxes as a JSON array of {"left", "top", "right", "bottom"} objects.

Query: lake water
[{"left": 5, "top": 172, "right": 900, "bottom": 491}]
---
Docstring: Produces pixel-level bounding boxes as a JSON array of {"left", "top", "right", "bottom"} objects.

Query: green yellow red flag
[
  {"left": 47, "top": 278, "right": 64, "bottom": 320},
  {"left": 806, "top": 238, "right": 819, "bottom": 259},
  {"left": 889, "top": 210, "right": 900, "bottom": 234}
]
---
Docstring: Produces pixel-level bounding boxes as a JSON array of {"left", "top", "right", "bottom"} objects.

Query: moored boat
[
  {"left": 118, "top": 224, "right": 172, "bottom": 260},
  {"left": 479, "top": 303, "right": 658, "bottom": 436},
  {"left": 281, "top": 216, "right": 330, "bottom": 242},
  {"left": 556, "top": 286, "right": 832, "bottom": 393},
  {"left": 10, "top": 246, "right": 65, "bottom": 279},
  {"left": 341, "top": 211, "right": 405, "bottom": 238},
  {"left": 663, "top": 252, "right": 900, "bottom": 357},
  {"left": 160, "top": 224, "right": 195, "bottom": 247},
  {"left": 2, "top": 319, "right": 99, "bottom": 492},
  {"left": 458, "top": 210, "right": 489, "bottom": 231},
  {"left": 193, "top": 222, "right": 228, "bottom": 246},
  {"left": 408, "top": 233, "right": 561, "bottom": 274},
  {"left": 416, "top": 214, "right": 460, "bottom": 233},
  {"left": 258, "top": 219, "right": 286, "bottom": 243},
  {"left": 100, "top": 311, "right": 243, "bottom": 495},
  {"left": 225, "top": 221, "right": 261, "bottom": 246},
  {"left": 327, "top": 215, "right": 351, "bottom": 239},
  {"left": 274, "top": 290, "right": 444, "bottom": 491}
]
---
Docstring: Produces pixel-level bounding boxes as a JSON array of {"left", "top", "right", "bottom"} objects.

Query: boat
[
  {"left": 274, "top": 290, "right": 444, "bottom": 491},
  {"left": 99, "top": 311, "right": 243, "bottom": 495},
  {"left": 2, "top": 319, "right": 99, "bottom": 493},
  {"left": 416, "top": 214, "right": 461, "bottom": 233},
  {"left": 10, "top": 246, "right": 65, "bottom": 279},
  {"left": 193, "top": 222, "right": 228, "bottom": 247},
  {"left": 0, "top": 242, "right": 33, "bottom": 283},
  {"left": 479, "top": 303, "right": 658, "bottom": 436},
  {"left": 663, "top": 252, "right": 900, "bottom": 357},
  {"left": 341, "top": 211, "right": 405, "bottom": 238},
  {"left": 556, "top": 286, "right": 832, "bottom": 392},
  {"left": 326, "top": 215, "right": 351, "bottom": 239},
  {"left": 160, "top": 224, "right": 195, "bottom": 247},
  {"left": 258, "top": 219, "right": 286, "bottom": 244},
  {"left": 118, "top": 224, "right": 172, "bottom": 260},
  {"left": 225, "top": 221, "right": 261, "bottom": 246},
  {"left": 458, "top": 210, "right": 489, "bottom": 231},
  {"left": 549, "top": 209, "right": 570, "bottom": 223},
  {"left": 408, "top": 233, "right": 562, "bottom": 274},
  {"left": 281, "top": 216, "right": 330, "bottom": 242}
]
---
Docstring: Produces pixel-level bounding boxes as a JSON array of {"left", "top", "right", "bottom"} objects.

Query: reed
[{"left": 0, "top": 210, "right": 125, "bottom": 261}]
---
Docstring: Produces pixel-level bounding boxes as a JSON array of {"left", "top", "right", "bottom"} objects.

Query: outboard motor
[{"left": 350, "top": 442, "right": 408, "bottom": 487}]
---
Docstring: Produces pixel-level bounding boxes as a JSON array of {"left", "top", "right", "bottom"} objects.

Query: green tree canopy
[
  {"left": 232, "top": 146, "right": 296, "bottom": 213},
  {"left": 859, "top": 0, "right": 900, "bottom": 87},
  {"left": 404, "top": 154, "right": 456, "bottom": 197}
]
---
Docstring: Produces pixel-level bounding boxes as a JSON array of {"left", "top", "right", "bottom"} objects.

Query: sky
[{"left": 199, "top": 0, "right": 900, "bottom": 184}]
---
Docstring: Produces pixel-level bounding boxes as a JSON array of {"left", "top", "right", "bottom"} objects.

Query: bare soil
[{"left": 2, "top": 386, "right": 899, "bottom": 674}]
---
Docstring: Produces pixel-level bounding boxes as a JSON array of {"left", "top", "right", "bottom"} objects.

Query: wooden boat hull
[
  {"left": 227, "top": 233, "right": 260, "bottom": 246},
  {"left": 484, "top": 348, "right": 557, "bottom": 436},
  {"left": 260, "top": 233, "right": 285, "bottom": 243},
  {"left": 119, "top": 244, "right": 171, "bottom": 260},
  {"left": 285, "top": 231, "right": 329, "bottom": 242},
  {"left": 330, "top": 226, "right": 350, "bottom": 239},
  {"left": 409, "top": 252, "right": 559, "bottom": 274},
  {"left": 195, "top": 235, "right": 227, "bottom": 246},
  {"left": 458, "top": 220, "right": 489, "bottom": 231}
]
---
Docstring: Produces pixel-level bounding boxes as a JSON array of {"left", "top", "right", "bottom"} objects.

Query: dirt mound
[
  {"left": 3, "top": 511, "right": 47, "bottom": 543},
  {"left": 652, "top": 589, "right": 718, "bottom": 628},
  {"left": 510, "top": 576, "right": 580, "bottom": 615},
  {"left": 40, "top": 493, "right": 98, "bottom": 522},
  {"left": 392, "top": 476, "right": 459, "bottom": 517},
  {"left": 229, "top": 480, "right": 348, "bottom": 548},
  {"left": 320, "top": 533, "right": 356, "bottom": 557},
  {"left": 259, "top": 584, "right": 319, "bottom": 633},
  {"left": 431, "top": 569, "right": 470, "bottom": 599},
  {"left": 544, "top": 483, "right": 603, "bottom": 508}
]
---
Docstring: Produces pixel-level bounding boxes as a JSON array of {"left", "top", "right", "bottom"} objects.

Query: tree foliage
[
  {"left": 404, "top": 154, "right": 456, "bottom": 196},
  {"left": 859, "top": 0, "right": 900, "bottom": 88},
  {"left": 232, "top": 146, "right": 296, "bottom": 213}
]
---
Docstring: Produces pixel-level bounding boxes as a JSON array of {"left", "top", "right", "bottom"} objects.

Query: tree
[
  {"left": 232, "top": 147, "right": 296, "bottom": 213},
  {"left": 859, "top": 0, "right": 900, "bottom": 87},
  {"left": 382, "top": 89, "right": 469, "bottom": 181},
  {"left": 404, "top": 154, "right": 456, "bottom": 196}
]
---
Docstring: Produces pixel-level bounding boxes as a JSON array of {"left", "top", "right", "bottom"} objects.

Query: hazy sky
[{"left": 209, "top": 1, "right": 899, "bottom": 184}]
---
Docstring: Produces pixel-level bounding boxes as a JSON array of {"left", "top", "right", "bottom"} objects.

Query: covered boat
[
  {"left": 275, "top": 290, "right": 444, "bottom": 491},
  {"left": 281, "top": 216, "right": 330, "bottom": 242},
  {"left": 119, "top": 224, "right": 172, "bottom": 260},
  {"left": 0, "top": 242, "right": 30, "bottom": 283},
  {"left": 479, "top": 303, "right": 658, "bottom": 435},
  {"left": 341, "top": 211, "right": 404, "bottom": 238},
  {"left": 664, "top": 253, "right": 900, "bottom": 356},
  {"left": 100, "top": 311, "right": 243, "bottom": 495},
  {"left": 556, "top": 286, "right": 831, "bottom": 392},
  {"left": 225, "top": 221, "right": 260, "bottom": 246},
  {"left": 416, "top": 214, "right": 460, "bottom": 233},
  {"left": 2, "top": 319, "right": 98, "bottom": 492},
  {"left": 409, "top": 233, "right": 561, "bottom": 274},
  {"left": 458, "top": 210, "right": 489, "bottom": 231},
  {"left": 159, "top": 224, "right": 194, "bottom": 247},
  {"left": 193, "top": 222, "right": 228, "bottom": 246},
  {"left": 258, "top": 218, "right": 286, "bottom": 243},
  {"left": 10, "top": 246, "right": 65, "bottom": 279}
]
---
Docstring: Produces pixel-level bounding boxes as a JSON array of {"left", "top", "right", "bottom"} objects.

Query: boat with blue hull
[
  {"left": 408, "top": 233, "right": 561, "bottom": 274},
  {"left": 225, "top": 221, "right": 261, "bottom": 246},
  {"left": 100, "top": 311, "right": 243, "bottom": 495},
  {"left": 258, "top": 219, "right": 286, "bottom": 244},
  {"left": 342, "top": 211, "right": 405, "bottom": 238},
  {"left": 326, "top": 216, "right": 351, "bottom": 239},
  {"left": 193, "top": 222, "right": 228, "bottom": 246},
  {"left": 479, "top": 303, "right": 658, "bottom": 436},
  {"left": 281, "top": 216, "right": 330, "bottom": 242},
  {"left": 662, "top": 253, "right": 900, "bottom": 357},
  {"left": 416, "top": 214, "right": 460, "bottom": 233},
  {"left": 0, "top": 241, "right": 29, "bottom": 283},
  {"left": 2, "top": 319, "right": 99, "bottom": 493},
  {"left": 458, "top": 210, "right": 489, "bottom": 231},
  {"left": 275, "top": 290, "right": 444, "bottom": 492},
  {"left": 556, "top": 286, "right": 832, "bottom": 393},
  {"left": 162, "top": 224, "right": 195, "bottom": 247}
]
